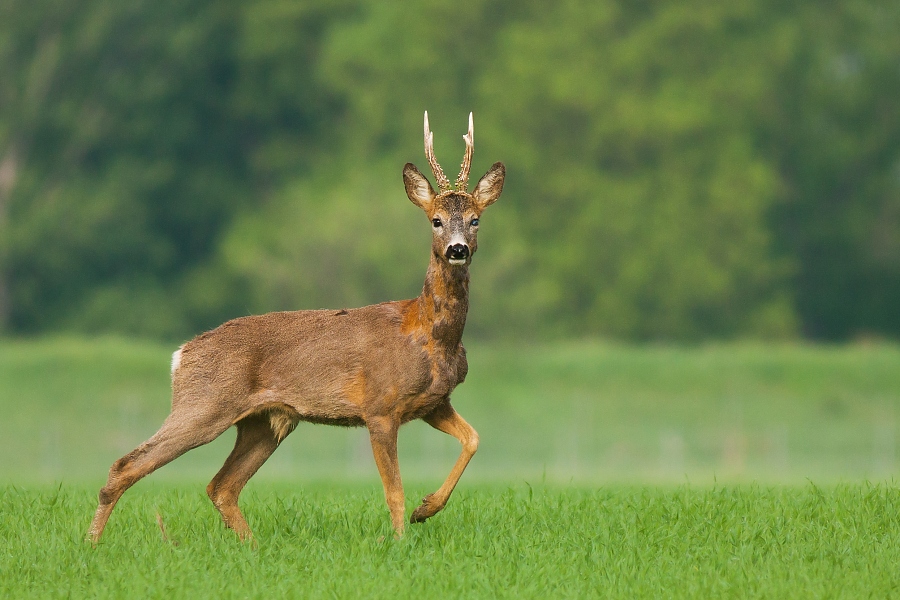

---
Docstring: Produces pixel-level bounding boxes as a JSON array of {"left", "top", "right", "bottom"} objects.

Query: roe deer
[{"left": 88, "top": 112, "right": 505, "bottom": 542}]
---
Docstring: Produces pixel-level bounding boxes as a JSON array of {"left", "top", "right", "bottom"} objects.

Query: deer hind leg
[
  {"left": 410, "top": 402, "right": 478, "bottom": 524},
  {"left": 206, "top": 408, "right": 297, "bottom": 540},
  {"left": 366, "top": 416, "right": 405, "bottom": 537},
  {"left": 88, "top": 411, "right": 233, "bottom": 543}
]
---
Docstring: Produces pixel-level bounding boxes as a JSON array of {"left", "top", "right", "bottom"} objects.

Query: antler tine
[
  {"left": 424, "top": 111, "right": 451, "bottom": 193},
  {"left": 456, "top": 112, "right": 474, "bottom": 192}
]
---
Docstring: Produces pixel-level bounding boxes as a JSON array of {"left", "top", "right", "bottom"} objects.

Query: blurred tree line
[{"left": 0, "top": 0, "right": 897, "bottom": 341}]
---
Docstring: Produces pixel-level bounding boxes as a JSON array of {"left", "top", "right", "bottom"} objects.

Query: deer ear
[
  {"left": 472, "top": 162, "right": 505, "bottom": 209},
  {"left": 403, "top": 163, "right": 436, "bottom": 211}
]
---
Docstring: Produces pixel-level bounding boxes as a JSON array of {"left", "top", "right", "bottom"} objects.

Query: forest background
[{"left": 1, "top": 0, "right": 898, "bottom": 344}]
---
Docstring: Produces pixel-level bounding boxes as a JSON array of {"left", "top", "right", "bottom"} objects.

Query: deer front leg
[
  {"left": 410, "top": 402, "right": 478, "bottom": 524},
  {"left": 366, "top": 417, "right": 405, "bottom": 537}
]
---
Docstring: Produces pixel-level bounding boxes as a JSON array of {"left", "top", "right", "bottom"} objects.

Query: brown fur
[{"left": 87, "top": 116, "right": 505, "bottom": 543}]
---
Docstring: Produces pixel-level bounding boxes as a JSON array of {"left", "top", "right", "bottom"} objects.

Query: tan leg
[
  {"left": 88, "top": 414, "right": 230, "bottom": 543},
  {"left": 206, "top": 413, "right": 282, "bottom": 541},
  {"left": 366, "top": 417, "right": 405, "bottom": 537},
  {"left": 410, "top": 402, "right": 478, "bottom": 523}
]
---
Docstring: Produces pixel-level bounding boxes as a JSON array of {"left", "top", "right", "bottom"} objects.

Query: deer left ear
[
  {"left": 472, "top": 162, "right": 505, "bottom": 209},
  {"left": 403, "top": 163, "right": 436, "bottom": 211}
]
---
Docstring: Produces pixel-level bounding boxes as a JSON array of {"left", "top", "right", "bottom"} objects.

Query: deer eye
[
  {"left": 432, "top": 218, "right": 443, "bottom": 228},
  {"left": 470, "top": 218, "right": 479, "bottom": 227}
]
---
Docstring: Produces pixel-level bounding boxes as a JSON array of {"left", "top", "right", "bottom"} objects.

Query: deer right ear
[
  {"left": 403, "top": 163, "right": 436, "bottom": 211},
  {"left": 472, "top": 162, "right": 505, "bottom": 210}
]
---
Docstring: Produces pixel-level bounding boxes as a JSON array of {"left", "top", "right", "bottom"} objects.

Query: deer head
[{"left": 403, "top": 112, "right": 505, "bottom": 267}]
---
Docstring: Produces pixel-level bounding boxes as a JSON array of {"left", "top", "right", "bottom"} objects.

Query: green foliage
[
  {"left": 220, "top": 165, "right": 430, "bottom": 314},
  {"left": 3, "top": 483, "right": 900, "bottom": 598},
  {"left": 474, "top": 1, "right": 795, "bottom": 338},
  {"left": 0, "top": 0, "right": 897, "bottom": 340},
  {"left": 0, "top": 0, "right": 251, "bottom": 335},
  {"left": 761, "top": 2, "right": 900, "bottom": 338}
]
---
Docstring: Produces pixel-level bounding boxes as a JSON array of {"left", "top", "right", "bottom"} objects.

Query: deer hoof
[{"left": 410, "top": 494, "right": 441, "bottom": 523}]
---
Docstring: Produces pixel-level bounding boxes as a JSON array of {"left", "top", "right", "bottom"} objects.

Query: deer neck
[{"left": 415, "top": 255, "right": 469, "bottom": 351}]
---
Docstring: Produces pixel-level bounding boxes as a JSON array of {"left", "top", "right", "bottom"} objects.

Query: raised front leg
[
  {"left": 410, "top": 402, "right": 478, "bottom": 524},
  {"left": 366, "top": 416, "right": 405, "bottom": 537}
]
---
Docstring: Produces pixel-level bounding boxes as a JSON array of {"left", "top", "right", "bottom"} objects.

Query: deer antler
[
  {"left": 456, "top": 112, "right": 474, "bottom": 193},
  {"left": 424, "top": 111, "right": 452, "bottom": 193}
]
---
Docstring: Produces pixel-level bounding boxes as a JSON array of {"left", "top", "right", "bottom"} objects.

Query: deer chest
[{"left": 427, "top": 345, "right": 468, "bottom": 396}]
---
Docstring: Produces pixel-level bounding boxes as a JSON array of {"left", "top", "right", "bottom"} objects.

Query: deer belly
[
  {"left": 292, "top": 393, "right": 366, "bottom": 427},
  {"left": 248, "top": 387, "right": 366, "bottom": 428}
]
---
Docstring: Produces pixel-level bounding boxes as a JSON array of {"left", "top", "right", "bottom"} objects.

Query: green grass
[{"left": 3, "top": 482, "right": 899, "bottom": 598}]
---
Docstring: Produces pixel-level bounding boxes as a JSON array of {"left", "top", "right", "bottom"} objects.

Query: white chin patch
[{"left": 449, "top": 258, "right": 467, "bottom": 266}]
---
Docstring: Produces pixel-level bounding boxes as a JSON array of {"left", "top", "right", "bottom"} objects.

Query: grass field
[
  {"left": 3, "top": 483, "right": 900, "bottom": 598},
  {"left": 2, "top": 337, "right": 900, "bottom": 597}
]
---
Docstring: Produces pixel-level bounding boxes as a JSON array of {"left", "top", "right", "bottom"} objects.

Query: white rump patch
[{"left": 170, "top": 345, "right": 184, "bottom": 375}]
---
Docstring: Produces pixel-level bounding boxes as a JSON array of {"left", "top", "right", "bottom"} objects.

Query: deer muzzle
[{"left": 446, "top": 243, "right": 470, "bottom": 265}]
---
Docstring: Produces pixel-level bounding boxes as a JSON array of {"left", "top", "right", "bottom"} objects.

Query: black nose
[{"left": 446, "top": 244, "right": 470, "bottom": 260}]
